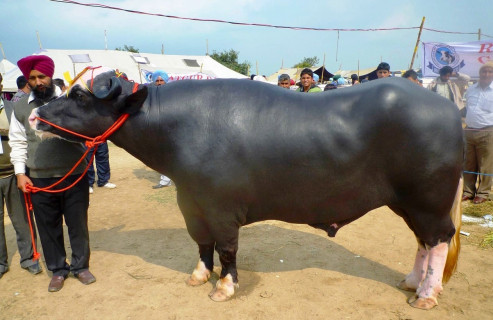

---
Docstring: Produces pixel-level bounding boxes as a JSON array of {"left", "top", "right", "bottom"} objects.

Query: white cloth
[
  {"left": 465, "top": 82, "right": 493, "bottom": 129},
  {"left": 159, "top": 175, "right": 171, "bottom": 185}
]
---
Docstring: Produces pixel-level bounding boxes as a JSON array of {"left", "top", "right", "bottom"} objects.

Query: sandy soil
[{"left": 1, "top": 144, "right": 492, "bottom": 320}]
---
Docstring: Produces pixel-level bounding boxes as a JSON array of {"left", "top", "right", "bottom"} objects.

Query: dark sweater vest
[{"left": 13, "top": 95, "right": 87, "bottom": 178}]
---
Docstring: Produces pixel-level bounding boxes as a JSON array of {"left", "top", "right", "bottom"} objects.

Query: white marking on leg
[
  {"left": 186, "top": 260, "right": 210, "bottom": 286},
  {"left": 209, "top": 274, "right": 238, "bottom": 302},
  {"left": 398, "top": 245, "right": 428, "bottom": 291},
  {"left": 411, "top": 242, "right": 448, "bottom": 309}
]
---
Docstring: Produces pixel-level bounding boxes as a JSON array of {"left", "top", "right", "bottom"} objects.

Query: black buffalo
[{"left": 31, "top": 70, "right": 463, "bottom": 309}]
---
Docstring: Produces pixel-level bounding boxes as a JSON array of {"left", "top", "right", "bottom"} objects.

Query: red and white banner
[{"left": 422, "top": 41, "right": 493, "bottom": 78}]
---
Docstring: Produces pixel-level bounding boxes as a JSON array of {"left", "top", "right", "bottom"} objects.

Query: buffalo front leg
[
  {"left": 209, "top": 238, "right": 239, "bottom": 302},
  {"left": 409, "top": 242, "right": 448, "bottom": 310},
  {"left": 397, "top": 243, "right": 428, "bottom": 292},
  {"left": 187, "top": 244, "right": 214, "bottom": 286}
]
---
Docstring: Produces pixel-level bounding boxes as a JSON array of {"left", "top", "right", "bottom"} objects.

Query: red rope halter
[{"left": 23, "top": 73, "right": 138, "bottom": 261}]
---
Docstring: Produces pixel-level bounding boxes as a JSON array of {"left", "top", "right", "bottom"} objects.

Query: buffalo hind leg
[
  {"left": 397, "top": 242, "right": 428, "bottom": 291},
  {"left": 408, "top": 242, "right": 448, "bottom": 309},
  {"left": 187, "top": 244, "right": 215, "bottom": 286},
  {"left": 209, "top": 241, "right": 239, "bottom": 301}
]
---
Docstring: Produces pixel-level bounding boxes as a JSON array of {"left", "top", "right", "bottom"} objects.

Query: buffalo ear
[
  {"left": 94, "top": 76, "right": 122, "bottom": 100},
  {"left": 121, "top": 86, "right": 148, "bottom": 115}
]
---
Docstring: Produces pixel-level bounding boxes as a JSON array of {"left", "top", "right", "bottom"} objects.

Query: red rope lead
[{"left": 23, "top": 81, "right": 138, "bottom": 261}]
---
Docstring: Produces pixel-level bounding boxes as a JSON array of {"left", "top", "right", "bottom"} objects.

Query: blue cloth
[
  {"left": 86, "top": 142, "right": 111, "bottom": 187},
  {"left": 151, "top": 70, "right": 169, "bottom": 83}
]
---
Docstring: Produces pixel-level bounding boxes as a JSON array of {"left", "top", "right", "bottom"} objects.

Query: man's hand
[{"left": 16, "top": 174, "right": 33, "bottom": 193}]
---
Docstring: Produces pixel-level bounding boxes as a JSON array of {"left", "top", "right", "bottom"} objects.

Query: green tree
[
  {"left": 293, "top": 56, "right": 319, "bottom": 68},
  {"left": 115, "top": 45, "right": 139, "bottom": 53},
  {"left": 210, "top": 49, "right": 250, "bottom": 76}
]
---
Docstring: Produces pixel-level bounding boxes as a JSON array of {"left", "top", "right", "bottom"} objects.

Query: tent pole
[
  {"left": 256, "top": 61, "right": 259, "bottom": 76},
  {"left": 335, "top": 30, "right": 340, "bottom": 62},
  {"left": 410, "top": 16, "right": 425, "bottom": 70}
]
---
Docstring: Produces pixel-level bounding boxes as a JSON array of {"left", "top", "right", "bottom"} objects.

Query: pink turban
[{"left": 17, "top": 55, "right": 55, "bottom": 79}]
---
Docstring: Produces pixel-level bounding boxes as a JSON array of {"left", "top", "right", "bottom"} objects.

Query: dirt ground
[{"left": 1, "top": 143, "right": 492, "bottom": 320}]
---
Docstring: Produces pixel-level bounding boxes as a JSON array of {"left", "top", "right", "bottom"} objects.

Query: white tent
[
  {"left": 1, "top": 59, "right": 19, "bottom": 92},
  {"left": 2, "top": 49, "right": 248, "bottom": 92}
]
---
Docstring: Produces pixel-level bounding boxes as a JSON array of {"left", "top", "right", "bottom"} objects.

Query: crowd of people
[{"left": 0, "top": 54, "right": 492, "bottom": 293}]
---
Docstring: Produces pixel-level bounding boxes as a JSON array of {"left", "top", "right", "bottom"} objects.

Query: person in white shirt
[{"left": 462, "top": 61, "right": 493, "bottom": 204}]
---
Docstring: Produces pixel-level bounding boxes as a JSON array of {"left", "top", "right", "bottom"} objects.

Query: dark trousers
[
  {"left": 30, "top": 174, "right": 90, "bottom": 277},
  {"left": 464, "top": 129, "right": 493, "bottom": 199},
  {"left": 86, "top": 142, "right": 110, "bottom": 187},
  {"left": 0, "top": 174, "right": 37, "bottom": 272}
]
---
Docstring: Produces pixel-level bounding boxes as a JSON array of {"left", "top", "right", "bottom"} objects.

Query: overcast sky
[{"left": 1, "top": 0, "right": 491, "bottom": 76}]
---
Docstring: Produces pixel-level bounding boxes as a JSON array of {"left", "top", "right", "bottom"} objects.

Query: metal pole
[
  {"left": 410, "top": 17, "right": 426, "bottom": 69},
  {"left": 478, "top": 28, "right": 481, "bottom": 40}
]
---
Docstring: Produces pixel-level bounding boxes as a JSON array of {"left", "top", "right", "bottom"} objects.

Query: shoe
[
  {"left": 23, "top": 261, "right": 42, "bottom": 275},
  {"left": 75, "top": 270, "right": 96, "bottom": 285},
  {"left": 473, "top": 197, "right": 487, "bottom": 204},
  {"left": 48, "top": 275, "right": 66, "bottom": 292},
  {"left": 89, "top": 187, "right": 94, "bottom": 194},
  {"left": 461, "top": 195, "right": 472, "bottom": 201},
  {"left": 100, "top": 182, "right": 116, "bottom": 189},
  {"left": 152, "top": 180, "right": 173, "bottom": 189}
]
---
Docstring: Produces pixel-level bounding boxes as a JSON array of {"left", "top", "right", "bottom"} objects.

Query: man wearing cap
[
  {"left": 11, "top": 76, "right": 31, "bottom": 103},
  {"left": 0, "top": 73, "right": 41, "bottom": 279},
  {"left": 462, "top": 61, "right": 493, "bottom": 204},
  {"left": 150, "top": 70, "right": 174, "bottom": 189},
  {"left": 9, "top": 55, "right": 95, "bottom": 292}
]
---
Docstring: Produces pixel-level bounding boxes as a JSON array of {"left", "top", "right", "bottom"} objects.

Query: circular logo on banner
[{"left": 431, "top": 44, "right": 461, "bottom": 68}]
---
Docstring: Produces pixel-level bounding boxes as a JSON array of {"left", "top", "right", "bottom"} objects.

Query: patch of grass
[
  {"left": 145, "top": 188, "right": 177, "bottom": 205},
  {"left": 462, "top": 200, "right": 493, "bottom": 218},
  {"left": 481, "top": 231, "right": 493, "bottom": 248}
]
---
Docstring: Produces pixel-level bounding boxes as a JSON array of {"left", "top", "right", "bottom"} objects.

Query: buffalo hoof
[
  {"left": 186, "top": 261, "right": 211, "bottom": 287},
  {"left": 208, "top": 274, "right": 238, "bottom": 302},
  {"left": 408, "top": 294, "right": 438, "bottom": 310},
  {"left": 396, "top": 279, "right": 417, "bottom": 292}
]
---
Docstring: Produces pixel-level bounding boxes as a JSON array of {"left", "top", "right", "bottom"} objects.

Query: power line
[{"left": 50, "top": 0, "right": 491, "bottom": 37}]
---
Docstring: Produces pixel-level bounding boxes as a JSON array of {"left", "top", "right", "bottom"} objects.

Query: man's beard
[{"left": 32, "top": 81, "right": 55, "bottom": 102}]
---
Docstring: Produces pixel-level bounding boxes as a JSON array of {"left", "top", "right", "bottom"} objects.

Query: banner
[
  {"left": 141, "top": 69, "right": 215, "bottom": 83},
  {"left": 422, "top": 41, "right": 493, "bottom": 78}
]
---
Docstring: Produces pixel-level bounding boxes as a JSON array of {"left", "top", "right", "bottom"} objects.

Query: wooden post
[
  {"left": 36, "top": 30, "right": 43, "bottom": 50},
  {"left": 0, "top": 43, "right": 5, "bottom": 59},
  {"left": 321, "top": 53, "right": 326, "bottom": 83},
  {"left": 410, "top": 17, "right": 425, "bottom": 69}
]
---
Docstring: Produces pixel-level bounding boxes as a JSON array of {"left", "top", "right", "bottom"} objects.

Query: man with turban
[
  {"left": 150, "top": 70, "right": 174, "bottom": 189},
  {"left": 9, "top": 55, "right": 96, "bottom": 292}
]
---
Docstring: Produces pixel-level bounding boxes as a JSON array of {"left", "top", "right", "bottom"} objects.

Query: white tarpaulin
[{"left": 422, "top": 40, "right": 493, "bottom": 79}]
